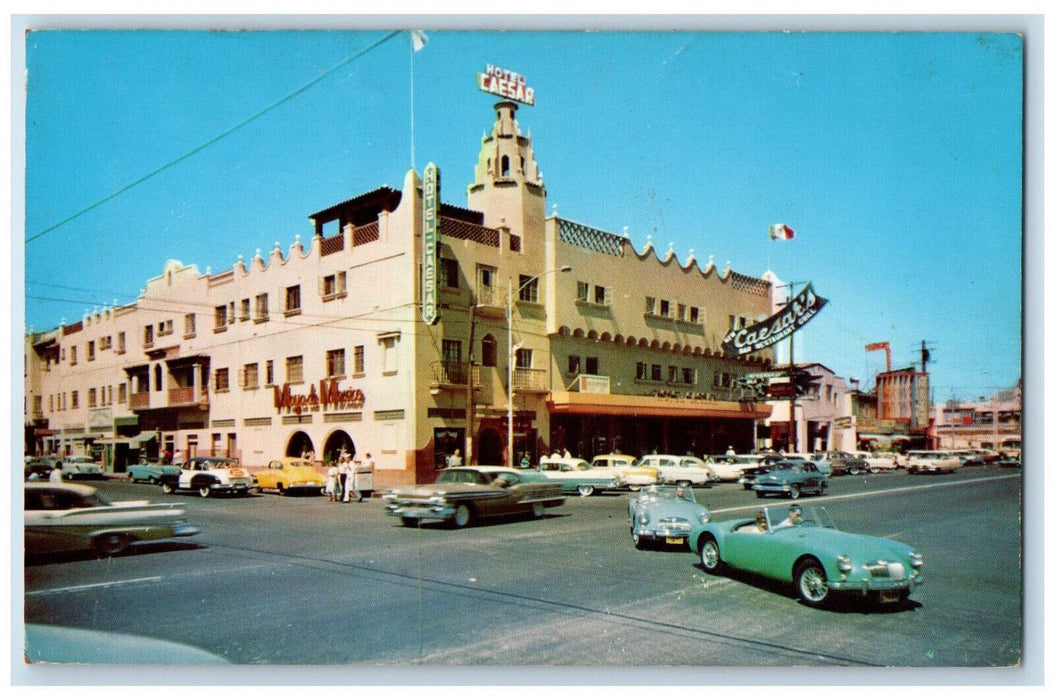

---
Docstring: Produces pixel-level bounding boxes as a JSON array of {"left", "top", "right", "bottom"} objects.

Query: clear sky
[{"left": 21, "top": 27, "right": 1024, "bottom": 404}]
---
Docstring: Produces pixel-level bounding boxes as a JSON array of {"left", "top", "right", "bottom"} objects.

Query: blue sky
[{"left": 21, "top": 28, "right": 1024, "bottom": 403}]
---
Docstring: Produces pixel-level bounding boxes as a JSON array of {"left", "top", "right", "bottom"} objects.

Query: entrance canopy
[{"left": 547, "top": 391, "right": 772, "bottom": 420}]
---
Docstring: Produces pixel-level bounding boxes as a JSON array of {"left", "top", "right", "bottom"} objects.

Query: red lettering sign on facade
[{"left": 274, "top": 379, "right": 366, "bottom": 415}]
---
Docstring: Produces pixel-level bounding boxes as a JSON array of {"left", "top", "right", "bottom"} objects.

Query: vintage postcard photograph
[{"left": 14, "top": 17, "right": 1035, "bottom": 685}]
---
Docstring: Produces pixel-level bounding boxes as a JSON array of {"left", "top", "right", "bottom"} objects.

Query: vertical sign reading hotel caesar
[{"left": 422, "top": 162, "right": 440, "bottom": 325}]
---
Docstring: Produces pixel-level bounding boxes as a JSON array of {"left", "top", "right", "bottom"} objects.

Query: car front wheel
[
  {"left": 794, "top": 558, "right": 831, "bottom": 607},
  {"left": 699, "top": 536, "right": 723, "bottom": 574},
  {"left": 161, "top": 482, "right": 175, "bottom": 494},
  {"left": 788, "top": 484, "right": 801, "bottom": 499},
  {"left": 94, "top": 533, "right": 130, "bottom": 557},
  {"left": 577, "top": 484, "right": 595, "bottom": 497},
  {"left": 452, "top": 504, "right": 473, "bottom": 528},
  {"left": 532, "top": 502, "right": 545, "bottom": 519},
  {"left": 198, "top": 484, "right": 212, "bottom": 498}
]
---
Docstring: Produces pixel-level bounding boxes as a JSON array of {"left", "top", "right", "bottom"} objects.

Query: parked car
[
  {"left": 737, "top": 464, "right": 774, "bottom": 490},
  {"left": 783, "top": 453, "right": 831, "bottom": 477},
  {"left": 56, "top": 455, "right": 107, "bottom": 481},
  {"left": 851, "top": 451, "right": 901, "bottom": 472},
  {"left": 905, "top": 450, "right": 960, "bottom": 474},
  {"left": 591, "top": 454, "right": 660, "bottom": 490},
  {"left": 254, "top": 457, "right": 325, "bottom": 495},
  {"left": 160, "top": 457, "right": 256, "bottom": 497},
  {"left": 627, "top": 484, "right": 710, "bottom": 549},
  {"left": 636, "top": 455, "right": 718, "bottom": 487},
  {"left": 997, "top": 454, "right": 1022, "bottom": 468},
  {"left": 24, "top": 482, "right": 201, "bottom": 557},
  {"left": 945, "top": 450, "right": 985, "bottom": 467},
  {"left": 384, "top": 467, "right": 564, "bottom": 528},
  {"left": 127, "top": 461, "right": 181, "bottom": 484},
  {"left": 752, "top": 460, "right": 828, "bottom": 499},
  {"left": 534, "top": 457, "right": 622, "bottom": 497},
  {"left": 690, "top": 504, "right": 923, "bottom": 607},
  {"left": 806, "top": 451, "right": 869, "bottom": 476}
]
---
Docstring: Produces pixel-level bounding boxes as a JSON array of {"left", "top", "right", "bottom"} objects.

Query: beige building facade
[{"left": 25, "top": 100, "right": 777, "bottom": 487}]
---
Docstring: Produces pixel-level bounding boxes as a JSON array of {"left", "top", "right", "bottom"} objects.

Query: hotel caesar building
[{"left": 25, "top": 100, "right": 776, "bottom": 487}]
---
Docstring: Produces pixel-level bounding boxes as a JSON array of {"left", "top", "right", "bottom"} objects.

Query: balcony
[
  {"left": 168, "top": 386, "right": 209, "bottom": 408},
  {"left": 129, "top": 392, "right": 150, "bottom": 410},
  {"left": 430, "top": 360, "right": 480, "bottom": 387},
  {"left": 512, "top": 367, "right": 549, "bottom": 393}
]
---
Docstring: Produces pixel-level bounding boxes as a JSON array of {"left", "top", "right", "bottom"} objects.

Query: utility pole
[
  {"left": 787, "top": 281, "right": 797, "bottom": 454},
  {"left": 464, "top": 305, "right": 477, "bottom": 465}
]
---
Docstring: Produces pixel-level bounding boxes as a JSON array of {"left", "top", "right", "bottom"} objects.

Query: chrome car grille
[{"left": 864, "top": 561, "right": 907, "bottom": 579}]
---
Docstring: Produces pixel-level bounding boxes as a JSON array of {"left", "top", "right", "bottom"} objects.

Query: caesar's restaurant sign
[
  {"left": 477, "top": 64, "right": 536, "bottom": 106},
  {"left": 422, "top": 162, "right": 440, "bottom": 325},
  {"left": 274, "top": 380, "right": 365, "bottom": 415},
  {"left": 721, "top": 283, "right": 828, "bottom": 357}
]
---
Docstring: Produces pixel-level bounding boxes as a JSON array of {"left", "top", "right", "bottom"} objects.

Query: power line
[{"left": 25, "top": 30, "right": 403, "bottom": 245}]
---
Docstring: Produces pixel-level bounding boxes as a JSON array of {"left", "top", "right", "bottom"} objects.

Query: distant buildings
[{"left": 930, "top": 383, "right": 1022, "bottom": 453}]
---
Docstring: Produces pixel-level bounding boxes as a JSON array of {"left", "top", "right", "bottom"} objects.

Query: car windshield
[
  {"left": 638, "top": 484, "right": 696, "bottom": 504},
  {"left": 767, "top": 505, "right": 834, "bottom": 531}
]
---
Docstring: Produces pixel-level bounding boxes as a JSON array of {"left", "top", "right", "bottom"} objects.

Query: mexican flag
[{"left": 769, "top": 223, "right": 795, "bottom": 240}]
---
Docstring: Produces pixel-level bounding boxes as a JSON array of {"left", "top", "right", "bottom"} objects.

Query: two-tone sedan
[
  {"left": 534, "top": 457, "right": 622, "bottom": 497},
  {"left": 752, "top": 460, "right": 828, "bottom": 499},
  {"left": 383, "top": 467, "right": 565, "bottom": 528},
  {"left": 627, "top": 484, "right": 710, "bottom": 549},
  {"left": 690, "top": 504, "right": 923, "bottom": 608}
]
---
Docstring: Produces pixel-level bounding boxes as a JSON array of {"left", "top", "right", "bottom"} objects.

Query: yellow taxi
[{"left": 253, "top": 457, "right": 325, "bottom": 495}]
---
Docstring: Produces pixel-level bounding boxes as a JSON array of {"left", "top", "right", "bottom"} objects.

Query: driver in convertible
[{"left": 776, "top": 505, "right": 804, "bottom": 528}]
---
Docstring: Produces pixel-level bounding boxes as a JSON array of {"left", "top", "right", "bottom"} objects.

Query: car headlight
[
  {"left": 639, "top": 513, "right": 650, "bottom": 525},
  {"left": 836, "top": 555, "right": 853, "bottom": 573},
  {"left": 909, "top": 552, "right": 923, "bottom": 569},
  {"left": 698, "top": 512, "right": 710, "bottom": 524}
]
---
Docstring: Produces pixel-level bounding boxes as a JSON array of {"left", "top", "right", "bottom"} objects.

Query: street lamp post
[{"left": 507, "top": 265, "right": 571, "bottom": 467}]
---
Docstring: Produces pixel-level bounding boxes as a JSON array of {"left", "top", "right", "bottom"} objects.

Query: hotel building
[{"left": 25, "top": 100, "right": 778, "bottom": 487}]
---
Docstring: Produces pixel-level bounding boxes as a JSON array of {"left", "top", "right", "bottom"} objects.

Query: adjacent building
[
  {"left": 25, "top": 100, "right": 778, "bottom": 487},
  {"left": 930, "top": 384, "right": 1022, "bottom": 453}
]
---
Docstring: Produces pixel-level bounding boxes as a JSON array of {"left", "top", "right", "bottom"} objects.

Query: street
[{"left": 22, "top": 466, "right": 1023, "bottom": 679}]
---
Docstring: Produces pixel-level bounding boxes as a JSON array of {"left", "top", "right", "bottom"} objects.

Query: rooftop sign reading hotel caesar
[
  {"left": 477, "top": 64, "right": 536, "bottom": 106},
  {"left": 421, "top": 162, "right": 440, "bottom": 325},
  {"left": 721, "top": 283, "right": 828, "bottom": 357}
]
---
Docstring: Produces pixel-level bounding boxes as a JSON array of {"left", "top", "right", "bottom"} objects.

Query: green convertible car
[{"left": 689, "top": 504, "right": 923, "bottom": 608}]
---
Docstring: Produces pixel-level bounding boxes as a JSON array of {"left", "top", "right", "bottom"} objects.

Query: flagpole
[{"left": 410, "top": 37, "right": 416, "bottom": 171}]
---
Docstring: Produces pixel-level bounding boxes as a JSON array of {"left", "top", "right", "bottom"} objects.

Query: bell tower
[{"left": 466, "top": 101, "right": 547, "bottom": 241}]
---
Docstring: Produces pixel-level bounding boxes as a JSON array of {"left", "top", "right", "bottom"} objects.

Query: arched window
[
  {"left": 501, "top": 155, "right": 510, "bottom": 177},
  {"left": 481, "top": 335, "right": 497, "bottom": 367}
]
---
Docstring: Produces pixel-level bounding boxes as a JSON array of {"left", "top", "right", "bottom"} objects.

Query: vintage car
[
  {"left": 253, "top": 457, "right": 325, "bottom": 495},
  {"left": 25, "top": 456, "right": 62, "bottom": 480},
  {"left": 24, "top": 482, "right": 201, "bottom": 557},
  {"left": 806, "top": 451, "right": 868, "bottom": 476},
  {"left": 590, "top": 454, "right": 659, "bottom": 490},
  {"left": 535, "top": 457, "right": 622, "bottom": 496},
  {"left": 705, "top": 455, "right": 759, "bottom": 482},
  {"left": 383, "top": 466, "right": 564, "bottom": 528},
  {"left": 627, "top": 484, "right": 710, "bottom": 549},
  {"left": 752, "top": 460, "right": 828, "bottom": 499},
  {"left": 905, "top": 450, "right": 960, "bottom": 474},
  {"left": 636, "top": 454, "right": 718, "bottom": 487},
  {"left": 851, "top": 451, "right": 901, "bottom": 472},
  {"left": 58, "top": 456, "right": 107, "bottom": 480},
  {"left": 127, "top": 461, "right": 182, "bottom": 484},
  {"left": 160, "top": 456, "right": 256, "bottom": 497},
  {"left": 690, "top": 504, "right": 923, "bottom": 607}
]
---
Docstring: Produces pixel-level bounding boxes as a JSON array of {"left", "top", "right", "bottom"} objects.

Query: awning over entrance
[
  {"left": 547, "top": 391, "right": 772, "bottom": 420},
  {"left": 97, "top": 431, "right": 159, "bottom": 447}
]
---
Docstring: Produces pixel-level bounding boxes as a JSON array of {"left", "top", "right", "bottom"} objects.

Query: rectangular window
[
  {"left": 159, "top": 319, "right": 174, "bottom": 336},
  {"left": 636, "top": 362, "right": 647, "bottom": 380},
  {"left": 117, "top": 331, "right": 126, "bottom": 354},
  {"left": 214, "top": 305, "right": 228, "bottom": 330},
  {"left": 380, "top": 335, "right": 399, "bottom": 375},
  {"left": 118, "top": 384, "right": 127, "bottom": 403},
  {"left": 439, "top": 258, "right": 460, "bottom": 288},
  {"left": 645, "top": 296, "right": 656, "bottom": 314},
  {"left": 518, "top": 275, "right": 539, "bottom": 303},
  {"left": 353, "top": 345, "right": 365, "bottom": 375},
  {"left": 477, "top": 265, "right": 495, "bottom": 289},
  {"left": 69, "top": 346, "right": 78, "bottom": 365},
  {"left": 87, "top": 341, "right": 96, "bottom": 361},
  {"left": 240, "top": 299, "right": 251, "bottom": 321},
  {"left": 241, "top": 363, "right": 259, "bottom": 390},
  {"left": 659, "top": 300, "right": 671, "bottom": 317},
  {"left": 326, "top": 349, "right": 346, "bottom": 378},
  {"left": 266, "top": 360, "right": 275, "bottom": 386},
  {"left": 676, "top": 303, "right": 686, "bottom": 321},
  {"left": 255, "top": 293, "right": 269, "bottom": 323},
  {"left": 322, "top": 271, "right": 347, "bottom": 300},
  {"left": 593, "top": 285, "right": 607, "bottom": 305},
  {"left": 441, "top": 339, "right": 462, "bottom": 364},
  {"left": 285, "top": 286, "right": 301, "bottom": 316},
  {"left": 668, "top": 365, "right": 678, "bottom": 383},
  {"left": 99, "top": 335, "right": 112, "bottom": 350},
  {"left": 476, "top": 265, "right": 497, "bottom": 304},
  {"left": 515, "top": 348, "right": 533, "bottom": 369},
  {"left": 585, "top": 356, "right": 599, "bottom": 375},
  {"left": 568, "top": 356, "right": 582, "bottom": 376},
  {"left": 215, "top": 368, "right": 230, "bottom": 392},
  {"left": 651, "top": 364, "right": 662, "bottom": 381},
  {"left": 71, "top": 390, "right": 79, "bottom": 409},
  {"left": 184, "top": 313, "right": 196, "bottom": 338},
  {"left": 286, "top": 356, "right": 304, "bottom": 384},
  {"left": 682, "top": 367, "right": 696, "bottom": 385},
  {"left": 689, "top": 306, "right": 700, "bottom": 324},
  {"left": 88, "top": 388, "right": 97, "bottom": 408},
  {"left": 143, "top": 325, "right": 154, "bottom": 347},
  {"left": 576, "top": 281, "right": 589, "bottom": 301}
]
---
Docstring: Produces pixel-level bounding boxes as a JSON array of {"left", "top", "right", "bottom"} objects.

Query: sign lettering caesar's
[
  {"left": 422, "top": 163, "right": 440, "bottom": 325},
  {"left": 721, "top": 284, "right": 828, "bottom": 357},
  {"left": 477, "top": 64, "right": 536, "bottom": 106}
]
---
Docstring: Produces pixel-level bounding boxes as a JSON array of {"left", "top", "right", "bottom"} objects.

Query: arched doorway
[
  {"left": 478, "top": 427, "right": 503, "bottom": 466},
  {"left": 323, "top": 430, "right": 356, "bottom": 464},
  {"left": 286, "top": 431, "right": 315, "bottom": 460}
]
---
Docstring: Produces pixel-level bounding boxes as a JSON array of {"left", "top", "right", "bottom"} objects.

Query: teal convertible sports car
[{"left": 689, "top": 504, "right": 923, "bottom": 607}]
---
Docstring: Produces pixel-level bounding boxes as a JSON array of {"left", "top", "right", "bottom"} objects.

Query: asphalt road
[{"left": 21, "top": 465, "right": 1023, "bottom": 679}]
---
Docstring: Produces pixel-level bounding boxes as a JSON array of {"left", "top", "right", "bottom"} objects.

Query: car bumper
[
  {"left": 385, "top": 503, "right": 455, "bottom": 521},
  {"left": 752, "top": 483, "right": 792, "bottom": 494},
  {"left": 829, "top": 575, "right": 923, "bottom": 595},
  {"left": 172, "top": 524, "right": 202, "bottom": 538},
  {"left": 634, "top": 525, "right": 693, "bottom": 539}
]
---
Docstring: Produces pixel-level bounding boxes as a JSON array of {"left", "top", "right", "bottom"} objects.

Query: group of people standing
[{"left": 325, "top": 452, "right": 374, "bottom": 502}]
